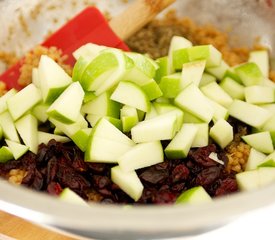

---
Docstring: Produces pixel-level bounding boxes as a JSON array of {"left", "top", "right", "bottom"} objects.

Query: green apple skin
[
  {"left": 175, "top": 186, "right": 212, "bottom": 205},
  {"left": 155, "top": 56, "right": 169, "bottom": 83},
  {"left": 219, "top": 77, "right": 245, "bottom": 100},
  {"left": 0, "top": 146, "right": 14, "bottom": 163},
  {"left": 59, "top": 187, "right": 88, "bottom": 206},
  {"left": 210, "top": 119, "right": 233, "bottom": 149},
  {"left": 71, "top": 128, "right": 92, "bottom": 152},
  {"left": 159, "top": 73, "right": 181, "bottom": 98},
  {"left": 72, "top": 56, "right": 90, "bottom": 82},
  {"left": 111, "top": 166, "right": 144, "bottom": 201}
]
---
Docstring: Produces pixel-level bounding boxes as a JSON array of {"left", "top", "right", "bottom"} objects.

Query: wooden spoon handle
[{"left": 109, "top": 0, "right": 176, "bottom": 40}]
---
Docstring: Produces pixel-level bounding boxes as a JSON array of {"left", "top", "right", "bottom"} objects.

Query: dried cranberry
[
  {"left": 215, "top": 177, "right": 238, "bottom": 196},
  {"left": 153, "top": 190, "right": 177, "bottom": 204},
  {"left": 189, "top": 144, "right": 218, "bottom": 167},
  {"left": 46, "top": 157, "right": 58, "bottom": 184},
  {"left": 139, "top": 167, "right": 169, "bottom": 185},
  {"left": 196, "top": 166, "right": 221, "bottom": 187},
  {"left": 171, "top": 164, "right": 189, "bottom": 183},
  {"left": 92, "top": 175, "right": 111, "bottom": 189},
  {"left": 47, "top": 182, "right": 63, "bottom": 195}
]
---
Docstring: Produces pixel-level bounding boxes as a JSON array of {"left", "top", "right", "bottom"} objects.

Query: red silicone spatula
[{"left": 0, "top": 0, "right": 175, "bottom": 90}]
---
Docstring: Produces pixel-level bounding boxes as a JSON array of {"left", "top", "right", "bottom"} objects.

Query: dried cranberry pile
[{"left": 0, "top": 139, "right": 238, "bottom": 204}]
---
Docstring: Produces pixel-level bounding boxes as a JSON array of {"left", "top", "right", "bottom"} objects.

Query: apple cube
[
  {"left": 120, "top": 105, "right": 139, "bottom": 133},
  {"left": 191, "top": 123, "right": 209, "bottom": 148},
  {"left": 199, "top": 73, "right": 216, "bottom": 87},
  {"left": 206, "top": 97, "right": 229, "bottom": 122},
  {"left": 210, "top": 119, "right": 233, "bottom": 149},
  {"left": 206, "top": 60, "right": 229, "bottom": 80},
  {"left": 144, "top": 103, "right": 158, "bottom": 120},
  {"left": 0, "top": 88, "right": 17, "bottom": 114},
  {"left": 242, "top": 131, "right": 274, "bottom": 154},
  {"left": 38, "top": 131, "right": 71, "bottom": 145},
  {"left": 165, "top": 123, "right": 198, "bottom": 159},
  {"left": 175, "top": 186, "right": 212, "bottom": 205},
  {"left": 131, "top": 111, "right": 178, "bottom": 143},
  {"left": 5, "top": 140, "right": 29, "bottom": 160},
  {"left": 111, "top": 81, "right": 150, "bottom": 112},
  {"left": 244, "top": 85, "right": 274, "bottom": 104},
  {"left": 155, "top": 56, "right": 169, "bottom": 83},
  {"left": 86, "top": 114, "right": 122, "bottom": 130},
  {"left": 111, "top": 166, "right": 144, "bottom": 201},
  {"left": 71, "top": 128, "right": 92, "bottom": 152},
  {"left": 248, "top": 50, "right": 269, "bottom": 77},
  {"left": 159, "top": 73, "right": 181, "bottom": 98},
  {"left": 245, "top": 148, "right": 266, "bottom": 171},
  {"left": 219, "top": 77, "right": 245, "bottom": 100},
  {"left": 0, "top": 146, "right": 13, "bottom": 163},
  {"left": 32, "top": 103, "right": 49, "bottom": 123},
  {"left": 15, "top": 114, "right": 38, "bottom": 154},
  {"left": 175, "top": 83, "right": 214, "bottom": 123},
  {"left": 59, "top": 188, "right": 88, "bottom": 206},
  {"left": 118, "top": 141, "right": 163, "bottom": 172},
  {"left": 200, "top": 82, "right": 233, "bottom": 108},
  {"left": 234, "top": 62, "right": 264, "bottom": 86},
  {"left": 187, "top": 45, "right": 222, "bottom": 67},
  {"left": 7, "top": 83, "right": 42, "bottom": 121},
  {"left": 38, "top": 55, "right": 72, "bottom": 104},
  {"left": 0, "top": 111, "right": 20, "bottom": 142},
  {"left": 47, "top": 82, "right": 84, "bottom": 124},
  {"left": 180, "top": 60, "right": 206, "bottom": 89},
  {"left": 81, "top": 91, "right": 121, "bottom": 118},
  {"left": 72, "top": 56, "right": 91, "bottom": 82},
  {"left": 236, "top": 170, "right": 259, "bottom": 191},
  {"left": 228, "top": 100, "right": 271, "bottom": 128},
  {"left": 172, "top": 48, "right": 189, "bottom": 70},
  {"left": 141, "top": 78, "right": 163, "bottom": 101},
  {"left": 258, "top": 167, "right": 275, "bottom": 187}
]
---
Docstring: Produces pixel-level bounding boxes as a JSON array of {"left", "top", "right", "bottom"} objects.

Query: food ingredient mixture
[{"left": 0, "top": 11, "right": 274, "bottom": 204}]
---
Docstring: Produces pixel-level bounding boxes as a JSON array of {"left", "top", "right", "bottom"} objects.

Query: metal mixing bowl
[{"left": 0, "top": 1, "right": 275, "bottom": 239}]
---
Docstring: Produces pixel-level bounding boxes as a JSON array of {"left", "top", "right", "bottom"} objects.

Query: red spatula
[{"left": 0, "top": 0, "right": 175, "bottom": 90}]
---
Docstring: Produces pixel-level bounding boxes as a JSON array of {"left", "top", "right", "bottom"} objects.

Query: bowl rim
[{"left": 1, "top": 179, "right": 275, "bottom": 235}]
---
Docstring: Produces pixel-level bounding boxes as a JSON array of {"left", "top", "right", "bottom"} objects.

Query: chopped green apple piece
[
  {"left": 86, "top": 114, "right": 122, "bottom": 130},
  {"left": 206, "top": 97, "right": 229, "bottom": 122},
  {"left": 91, "top": 118, "right": 134, "bottom": 146},
  {"left": 111, "top": 166, "right": 143, "bottom": 201},
  {"left": 144, "top": 103, "right": 158, "bottom": 120},
  {"left": 7, "top": 83, "right": 42, "bottom": 121},
  {"left": 141, "top": 79, "right": 163, "bottom": 101},
  {"left": 182, "top": 110, "right": 203, "bottom": 123},
  {"left": 70, "top": 128, "right": 92, "bottom": 152},
  {"left": 73, "top": 43, "right": 106, "bottom": 60},
  {"left": 118, "top": 141, "right": 163, "bottom": 172},
  {"left": 83, "top": 91, "right": 96, "bottom": 103},
  {"left": 199, "top": 73, "right": 216, "bottom": 87},
  {"left": 234, "top": 62, "right": 264, "bottom": 86},
  {"left": 210, "top": 119, "right": 233, "bottom": 149},
  {"left": 81, "top": 91, "right": 121, "bottom": 118},
  {"left": 155, "top": 56, "right": 169, "bottom": 83},
  {"left": 5, "top": 140, "right": 29, "bottom": 160},
  {"left": 165, "top": 123, "right": 198, "bottom": 159},
  {"left": 49, "top": 114, "right": 88, "bottom": 138},
  {"left": 180, "top": 60, "right": 206, "bottom": 89},
  {"left": 85, "top": 135, "right": 133, "bottom": 163},
  {"left": 0, "top": 111, "right": 20, "bottom": 142},
  {"left": 32, "top": 68, "right": 40, "bottom": 87},
  {"left": 257, "top": 159, "right": 275, "bottom": 168},
  {"left": 159, "top": 73, "right": 181, "bottom": 98},
  {"left": 242, "top": 132, "right": 274, "bottom": 154},
  {"left": 95, "top": 50, "right": 132, "bottom": 95},
  {"left": 248, "top": 50, "right": 269, "bottom": 77},
  {"left": 0, "top": 88, "right": 17, "bottom": 114},
  {"left": 32, "top": 103, "right": 49, "bottom": 123},
  {"left": 111, "top": 81, "right": 150, "bottom": 112},
  {"left": 38, "top": 131, "right": 71, "bottom": 145},
  {"left": 168, "top": 36, "right": 192, "bottom": 73},
  {"left": 153, "top": 103, "right": 184, "bottom": 132},
  {"left": 245, "top": 148, "right": 266, "bottom": 171},
  {"left": 72, "top": 56, "right": 91, "bottom": 82},
  {"left": 172, "top": 48, "right": 189, "bottom": 71},
  {"left": 175, "top": 83, "right": 214, "bottom": 123},
  {"left": 219, "top": 77, "right": 245, "bottom": 100},
  {"left": 0, "top": 146, "right": 13, "bottom": 163},
  {"left": 260, "top": 104, "right": 275, "bottom": 114},
  {"left": 120, "top": 105, "right": 139, "bottom": 133},
  {"left": 47, "top": 82, "right": 84, "bottom": 124},
  {"left": 176, "top": 186, "right": 212, "bottom": 205},
  {"left": 258, "top": 167, "right": 275, "bottom": 187},
  {"left": 38, "top": 55, "right": 72, "bottom": 104},
  {"left": 191, "top": 123, "right": 209, "bottom": 148},
  {"left": 200, "top": 82, "right": 233, "bottom": 108},
  {"left": 15, "top": 114, "right": 38, "bottom": 154},
  {"left": 187, "top": 44, "right": 222, "bottom": 67},
  {"left": 206, "top": 60, "right": 229, "bottom": 80},
  {"left": 244, "top": 85, "right": 274, "bottom": 104},
  {"left": 59, "top": 187, "right": 88, "bottom": 206},
  {"left": 131, "top": 111, "right": 178, "bottom": 143},
  {"left": 236, "top": 170, "right": 259, "bottom": 191},
  {"left": 123, "top": 52, "right": 157, "bottom": 84},
  {"left": 224, "top": 67, "right": 242, "bottom": 84},
  {"left": 228, "top": 100, "right": 271, "bottom": 128}
]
